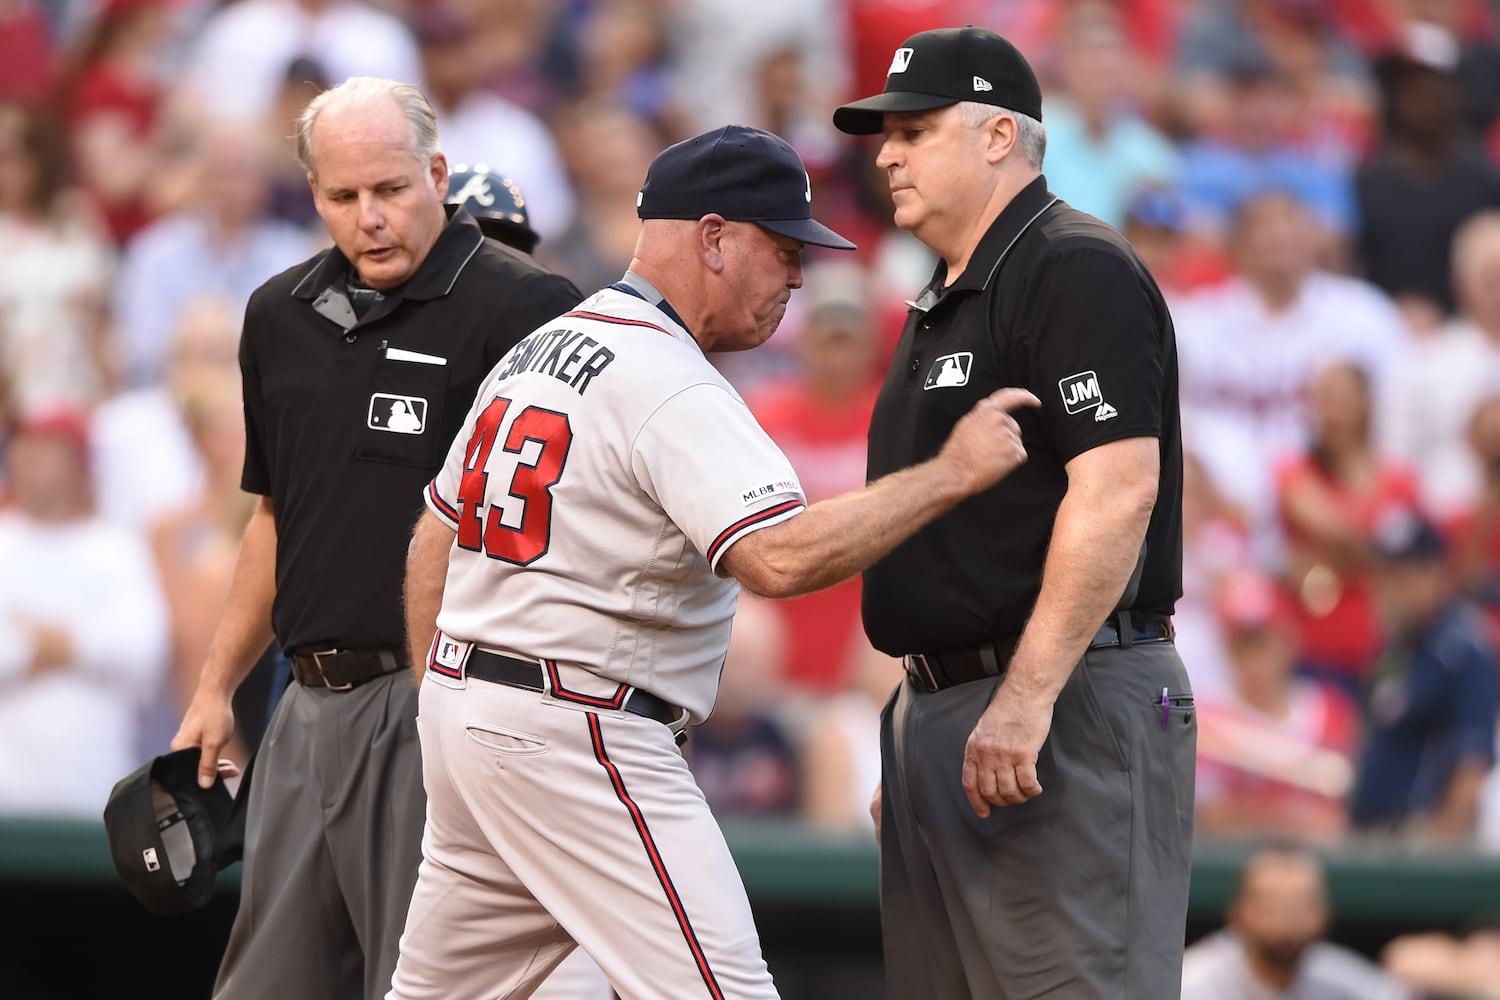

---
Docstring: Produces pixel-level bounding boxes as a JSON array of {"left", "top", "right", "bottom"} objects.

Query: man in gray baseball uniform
[{"left": 389, "top": 125, "right": 1038, "bottom": 1000}]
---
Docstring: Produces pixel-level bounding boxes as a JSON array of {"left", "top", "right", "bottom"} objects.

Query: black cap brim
[
  {"left": 833, "top": 91, "right": 961, "bottom": 135},
  {"left": 760, "top": 217, "right": 856, "bottom": 251}
]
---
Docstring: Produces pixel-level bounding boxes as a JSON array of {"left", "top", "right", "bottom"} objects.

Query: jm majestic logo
[{"left": 1058, "top": 370, "right": 1118, "bottom": 421}]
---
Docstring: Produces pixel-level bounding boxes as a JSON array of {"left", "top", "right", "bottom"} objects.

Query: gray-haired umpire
[
  {"left": 834, "top": 27, "right": 1194, "bottom": 999},
  {"left": 168, "top": 77, "right": 581, "bottom": 1000}
]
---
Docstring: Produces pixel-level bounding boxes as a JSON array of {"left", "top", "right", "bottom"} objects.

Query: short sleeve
[
  {"left": 632, "top": 383, "right": 806, "bottom": 571},
  {"left": 238, "top": 297, "right": 272, "bottom": 497},
  {"left": 1024, "top": 245, "right": 1168, "bottom": 464}
]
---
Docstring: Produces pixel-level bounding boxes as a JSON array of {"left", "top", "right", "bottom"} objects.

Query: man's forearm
[
  {"left": 721, "top": 387, "right": 1035, "bottom": 598},
  {"left": 195, "top": 496, "right": 279, "bottom": 698},
  {"left": 1003, "top": 467, "right": 1156, "bottom": 702},
  {"left": 725, "top": 456, "right": 977, "bottom": 598},
  {"left": 404, "top": 510, "right": 455, "bottom": 685}
]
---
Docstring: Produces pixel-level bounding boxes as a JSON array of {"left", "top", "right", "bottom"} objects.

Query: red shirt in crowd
[
  {"left": 1275, "top": 453, "right": 1421, "bottom": 679},
  {"left": 750, "top": 379, "right": 880, "bottom": 694}
]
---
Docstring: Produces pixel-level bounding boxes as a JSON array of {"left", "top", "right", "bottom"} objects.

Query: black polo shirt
[
  {"left": 862, "top": 176, "right": 1183, "bottom": 656},
  {"left": 239, "top": 207, "right": 582, "bottom": 655}
]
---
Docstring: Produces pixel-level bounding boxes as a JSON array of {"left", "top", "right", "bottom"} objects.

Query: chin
[
  {"left": 891, "top": 205, "right": 925, "bottom": 234},
  {"left": 359, "top": 256, "right": 411, "bottom": 290}
]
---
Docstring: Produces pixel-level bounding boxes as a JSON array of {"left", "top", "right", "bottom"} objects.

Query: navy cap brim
[
  {"left": 833, "top": 91, "right": 961, "bottom": 135},
  {"left": 759, "top": 216, "right": 856, "bottom": 251}
]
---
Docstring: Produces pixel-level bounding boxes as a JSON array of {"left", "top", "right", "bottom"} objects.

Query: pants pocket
[{"left": 464, "top": 723, "right": 549, "bottom": 756}]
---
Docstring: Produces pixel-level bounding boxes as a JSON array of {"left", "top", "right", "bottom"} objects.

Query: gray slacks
[
  {"left": 879, "top": 642, "right": 1195, "bottom": 999},
  {"left": 213, "top": 673, "right": 425, "bottom": 1000}
]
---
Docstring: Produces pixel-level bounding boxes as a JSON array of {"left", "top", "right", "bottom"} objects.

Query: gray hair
[
  {"left": 295, "top": 76, "right": 441, "bottom": 177},
  {"left": 955, "top": 101, "right": 1046, "bottom": 169}
]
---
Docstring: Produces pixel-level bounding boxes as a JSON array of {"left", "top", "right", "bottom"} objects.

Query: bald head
[{"left": 296, "top": 76, "right": 439, "bottom": 179}]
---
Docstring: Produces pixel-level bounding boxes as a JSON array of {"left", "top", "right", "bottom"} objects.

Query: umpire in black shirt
[
  {"left": 170, "top": 77, "right": 581, "bottom": 1000},
  {"left": 835, "top": 28, "right": 1195, "bottom": 999}
]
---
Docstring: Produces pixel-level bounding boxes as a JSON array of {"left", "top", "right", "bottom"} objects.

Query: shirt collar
[
  {"left": 923, "top": 175, "right": 1058, "bottom": 303},
  {"left": 611, "top": 270, "right": 693, "bottom": 337},
  {"left": 291, "top": 205, "right": 486, "bottom": 304}
]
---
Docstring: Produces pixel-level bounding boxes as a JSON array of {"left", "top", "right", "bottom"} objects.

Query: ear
[
  {"left": 697, "top": 214, "right": 729, "bottom": 274},
  {"left": 984, "top": 113, "right": 1017, "bottom": 166},
  {"left": 430, "top": 152, "right": 450, "bottom": 201}
]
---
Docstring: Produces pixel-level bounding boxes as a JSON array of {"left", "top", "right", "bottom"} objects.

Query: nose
[
  {"left": 358, "top": 192, "right": 385, "bottom": 233},
  {"left": 876, "top": 138, "right": 899, "bottom": 170},
  {"left": 786, "top": 258, "right": 803, "bottom": 290}
]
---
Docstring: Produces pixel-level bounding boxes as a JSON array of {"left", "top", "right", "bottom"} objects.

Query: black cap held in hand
[
  {"left": 636, "top": 125, "right": 855, "bottom": 250},
  {"left": 833, "top": 26, "right": 1043, "bottom": 135},
  {"left": 103, "top": 748, "right": 249, "bottom": 916}
]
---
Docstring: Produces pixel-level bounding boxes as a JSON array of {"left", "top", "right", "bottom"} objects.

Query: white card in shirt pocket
[{"left": 384, "top": 346, "right": 448, "bottom": 366}]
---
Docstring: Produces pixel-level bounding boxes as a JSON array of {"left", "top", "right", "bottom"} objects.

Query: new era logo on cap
[
  {"left": 973, "top": 76, "right": 992, "bottom": 92},
  {"left": 889, "top": 47, "right": 914, "bottom": 74}
]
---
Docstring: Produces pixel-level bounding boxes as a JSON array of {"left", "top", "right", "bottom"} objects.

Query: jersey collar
[
  {"left": 925, "top": 175, "right": 1058, "bottom": 302},
  {"left": 611, "top": 271, "right": 693, "bottom": 337},
  {"left": 291, "top": 206, "right": 486, "bottom": 306}
]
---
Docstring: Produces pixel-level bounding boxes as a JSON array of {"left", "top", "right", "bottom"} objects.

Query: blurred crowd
[{"left": 1, "top": 0, "right": 1500, "bottom": 879}]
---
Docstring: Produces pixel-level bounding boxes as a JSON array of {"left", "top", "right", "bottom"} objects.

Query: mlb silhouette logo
[
  {"left": 924, "top": 352, "right": 973, "bottom": 390},
  {"left": 368, "top": 393, "right": 428, "bottom": 434},
  {"left": 142, "top": 847, "right": 160, "bottom": 872},
  {"left": 435, "top": 638, "right": 465, "bottom": 670}
]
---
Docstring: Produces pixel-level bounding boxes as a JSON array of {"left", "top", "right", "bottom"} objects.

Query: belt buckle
[
  {"left": 309, "top": 648, "right": 354, "bottom": 691},
  {"left": 905, "top": 653, "right": 939, "bottom": 692}
]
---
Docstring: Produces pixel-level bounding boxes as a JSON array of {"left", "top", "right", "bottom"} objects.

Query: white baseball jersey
[{"left": 425, "top": 282, "right": 806, "bottom": 723}]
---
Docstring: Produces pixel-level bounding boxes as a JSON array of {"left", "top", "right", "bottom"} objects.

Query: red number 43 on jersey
[{"left": 455, "top": 395, "right": 574, "bottom": 565}]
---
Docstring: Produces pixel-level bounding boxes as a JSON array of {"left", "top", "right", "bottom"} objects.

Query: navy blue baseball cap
[
  {"left": 636, "top": 125, "right": 855, "bottom": 250},
  {"left": 446, "top": 163, "right": 539, "bottom": 255},
  {"left": 834, "top": 26, "right": 1043, "bottom": 135}
]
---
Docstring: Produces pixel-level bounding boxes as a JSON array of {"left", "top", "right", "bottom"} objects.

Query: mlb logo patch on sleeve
[
  {"left": 368, "top": 393, "right": 428, "bottom": 434},
  {"left": 1058, "top": 371, "right": 1118, "bottom": 422}
]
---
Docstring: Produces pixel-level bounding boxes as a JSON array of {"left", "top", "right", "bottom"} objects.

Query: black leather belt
[
  {"left": 291, "top": 646, "right": 406, "bottom": 690},
  {"left": 465, "top": 649, "right": 682, "bottom": 729},
  {"left": 904, "top": 611, "right": 1175, "bottom": 694}
]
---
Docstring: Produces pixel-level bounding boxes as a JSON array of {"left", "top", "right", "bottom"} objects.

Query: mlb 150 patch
[{"left": 368, "top": 393, "right": 428, "bottom": 434}]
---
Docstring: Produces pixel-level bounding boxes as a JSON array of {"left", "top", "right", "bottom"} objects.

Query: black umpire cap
[
  {"left": 833, "top": 26, "right": 1043, "bottom": 135},
  {"left": 103, "top": 748, "right": 246, "bottom": 915},
  {"left": 636, "top": 125, "right": 855, "bottom": 250},
  {"left": 446, "top": 163, "right": 540, "bottom": 255}
]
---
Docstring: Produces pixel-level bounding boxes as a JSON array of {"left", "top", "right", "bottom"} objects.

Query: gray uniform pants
[
  {"left": 213, "top": 673, "right": 425, "bottom": 1000},
  {"left": 879, "top": 641, "right": 1195, "bottom": 999}
]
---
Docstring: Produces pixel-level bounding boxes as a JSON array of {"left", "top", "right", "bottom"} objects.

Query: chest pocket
[{"left": 354, "top": 356, "right": 450, "bottom": 467}]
